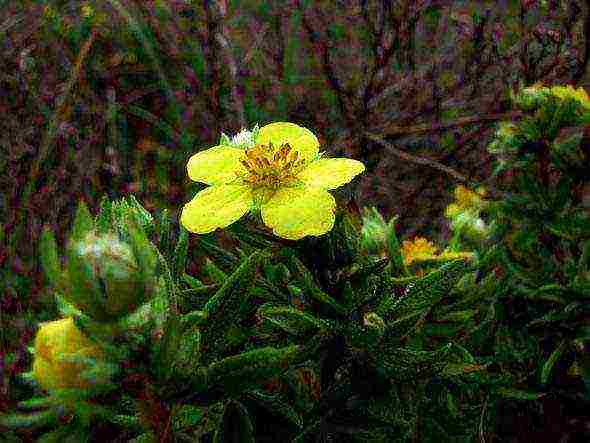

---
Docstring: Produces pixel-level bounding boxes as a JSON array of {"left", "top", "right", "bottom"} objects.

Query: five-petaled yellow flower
[{"left": 180, "top": 122, "right": 365, "bottom": 240}]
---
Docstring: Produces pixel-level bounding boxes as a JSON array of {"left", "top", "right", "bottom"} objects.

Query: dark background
[{"left": 1, "top": 0, "right": 589, "bottom": 428}]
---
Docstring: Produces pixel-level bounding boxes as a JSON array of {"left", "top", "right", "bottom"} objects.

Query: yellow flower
[
  {"left": 454, "top": 185, "right": 486, "bottom": 210},
  {"left": 32, "top": 318, "right": 105, "bottom": 392},
  {"left": 81, "top": 3, "right": 94, "bottom": 18},
  {"left": 401, "top": 237, "right": 438, "bottom": 266},
  {"left": 549, "top": 85, "right": 590, "bottom": 111},
  {"left": 180, "top": 122, "right": 365, "bottom": 240}
]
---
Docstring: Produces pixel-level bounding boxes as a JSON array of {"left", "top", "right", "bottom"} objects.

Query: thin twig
[
  {"left": 371, "top": 111, "right": 523, "bottom": 138},
  {"left": 363, "top": 131, "right": 507, "bottom": 201}
]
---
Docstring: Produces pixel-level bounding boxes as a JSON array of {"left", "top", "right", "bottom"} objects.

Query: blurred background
[{"left": 1, "top": 0, "right": 589, "bottom": 421}]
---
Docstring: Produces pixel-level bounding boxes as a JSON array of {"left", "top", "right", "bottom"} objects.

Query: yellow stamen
[{"left": 237, "top": 142, "right": 306, "bottom": 190}]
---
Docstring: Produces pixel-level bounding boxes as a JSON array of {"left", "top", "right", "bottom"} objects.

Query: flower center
[{"left": 236, "top": 142, "right": 307, "bottom": 190}]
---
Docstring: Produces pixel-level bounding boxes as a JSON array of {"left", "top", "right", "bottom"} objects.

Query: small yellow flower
[
  {"left": 401, "top": 237, "right": 438, "bottom": 266},
  {"left": 454, "top": 185, "right": 486, "bottom": 210},
  {"left": 180, "top": 122, "right": 365, "bottom": 240},
  {"left": 43, "top": 5, "right": 57, "bottom": 20},
  {"left": 549, "top": 85, "right": 590, "bottom": 111},
  {"left": 32, "top": 318, "right": 105, "bottom": 392},
  {"left": 81, "top": 3, "right": 94, "bottom": 18}
]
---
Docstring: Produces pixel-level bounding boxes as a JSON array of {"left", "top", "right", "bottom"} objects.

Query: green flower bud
[
  {"left": 360, "top": 207, "right": 389, "bottom": 257},
  {"left": 66, "top": 231, "right": 157, "bottom": 322}
]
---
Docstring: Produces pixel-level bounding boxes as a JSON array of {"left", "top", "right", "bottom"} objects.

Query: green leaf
[
  {"left": 256, "top": 305, "right": 331, "bottom": 337},
  {"left": 36, "top": 424, "right": 90, "bottom": 443},
  {"left": 16, "top": 397, "right": 55, "bottom": 410},
  {"left": 213, "top": 400, "right": 255, "bottom": 443},
  {"left": 173, "top": 228, "right": 189, "bottom": 278},
  {"left": 157, "top": 209, "right": 171, "bottom": 258},
  {"left": 200, "top": 252, "right": 267, "bottom": 363},
  {"left": 243, "top": 390, "right": 304, "bottom": 430},
  {"left": 171, "top": 405, "right": 204, "bottom": 432},
  {"left": 219, "top": 132, "right": 231, "bottom": 146},
  {"left": 203, "top": 258, "right": 228, "bottom": 285},
  {"left": 70, "top": 200, "right": 94, "bottom": 242},
  {"left": 181, "top": 309, "right": 209, "bottom": 328},
  {"left": 376, "top": 259, "right": 472, "bottom": 321},
  {"left": 287, "top": 254, "right": 346, "bottom": 316},
  {"left": 541, "top": 340, "right": 568, "bottom": 384},
  {"left": 39, "top": 227, "right": 61, "bottom": 287},
  {"left": 495, "top": 387, "right": 545, "bottom": 401},
  {"left": 0, "top": 409, "right": 60, "bottom": 429},
  {"left": 182, "top": 273, "right": 204, "bottom": 289},
  {"left": 96, "top": 195, "right": 113, "bottom": 234},
  {"left": 385, "top": 216, "right": 409, "bottom": 277},
  {"left": 207, "top": 345, "right": 304, "bottom": 397}
]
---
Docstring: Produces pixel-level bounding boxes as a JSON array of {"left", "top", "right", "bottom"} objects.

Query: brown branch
[
  {"left": 363, "top": 130, "right": 507, "bottom": 201},
  {"left": 372, "top": 111, "right": 523, "bottom": 138}
]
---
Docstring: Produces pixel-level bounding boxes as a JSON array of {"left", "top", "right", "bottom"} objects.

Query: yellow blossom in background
[
  {"left": 180, "top": 122, "right": 365, "bottom": 240},
  {"left": 549, "top": 85, "right": 590, "bottom": 111},
  {"left": 401, "top": 237, "right": 438, "bottom": 266},
  {"left": 445, "top": 185, "right": 487, "bottom": 218},
  {"left": 81, "top": 3, "right": 94, "bottom": 18},
  {"left": 43, "top": 5, "right": 57, "bottom": 20},
  {"left": 32, "top": 318, "right": 105, "bottom": 392}
]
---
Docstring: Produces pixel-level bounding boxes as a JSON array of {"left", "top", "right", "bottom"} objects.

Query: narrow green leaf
[
  {"left": 39, "top": 227, "right": 61, "bottom": 286},
  {"left": 0, "top": 409, "right": 60, "bottom": 429},
  {"left": 182, "top": 273, "right": 204, "bottom": 289},
  {"left": 16, "top": 397, "right": 55, "bottom": 410},
  {"left": 243, "top": 390, "right": 304, "bottom": 430},
  {"left": 207, "top": 345, "right": 304, "bottom": 397},
  {"left": 213, "top": 400, "right": 255, "bottom": 443},
  {"left": 96, "top": 195, "right": 113, "bottom": 234},
  {"left": 385, "top": 216, "right": 410, "bottom": 277},
  {"left": 541, "top": 340, "right": 568, "bottom": 384},
  {"left": 219, "top": 132, "right": 231, "bottom": 146},
  {"left": 203, "top": 258, "right": 228, "bottom": 285},
  {"left": 495, "top": 387, "right": 545, "bottom": 401},
  {"left": 173, "top": 228, "right": 189, "bottom": 278},
  {"left": 70, "top": 200, "right": 94, "bottom": 242},
  {"left": 256, "top": 305, "right": 331, "bottom": 337}
]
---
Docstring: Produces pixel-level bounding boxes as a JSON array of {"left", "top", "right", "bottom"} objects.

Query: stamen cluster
[{"left": 237, "top": 142, "right": 307, "bottom": 189}]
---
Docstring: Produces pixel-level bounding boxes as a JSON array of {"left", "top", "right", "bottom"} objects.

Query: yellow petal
[
  {"left": 261, "top": 186, "right": 336, "bottom": 240},
  {"left": 296, "top": 158, "right": 365, "bottom": 190},
  {"left": 257, "top": 122, "right": 319, "bottom": 163},
  {"left": 33, "top": 356, "right": 57, "bottom": 391},
  {"left": 181, "top": 184, "right": 253, "bottom": 234},
  {"left": 33, "top": 318, "right": 104, "bottom": 391},
  {"left": 186, "top": 145, "right": 246, "bottom": 185}
]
